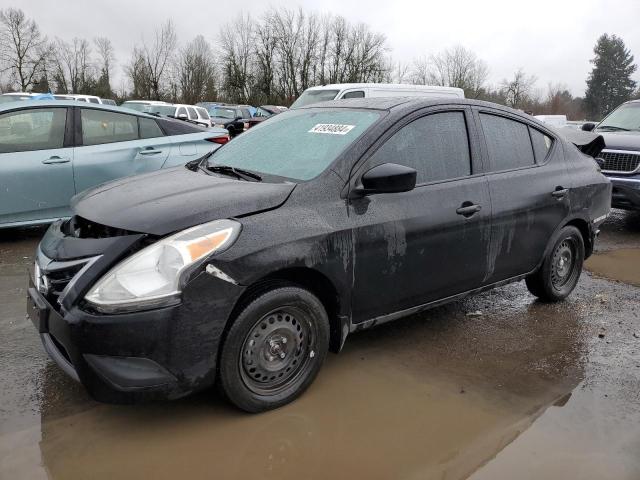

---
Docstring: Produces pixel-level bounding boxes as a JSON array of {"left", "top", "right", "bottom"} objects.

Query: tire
[
  {"left": 219, "top": 285, "right": 329, "bottom": 413},
  {"left": 526, "top": 226, "right": 585, "bottom": 302}
]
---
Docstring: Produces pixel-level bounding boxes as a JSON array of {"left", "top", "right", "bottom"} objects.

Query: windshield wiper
[
  {"left": 598, "top": 125, "right": 631, "bottom": 131},
  {"left": 207, "top": 165, "right": 262, "bottom": 182}
]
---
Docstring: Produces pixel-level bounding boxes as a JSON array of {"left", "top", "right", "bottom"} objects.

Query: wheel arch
[
  {"left": 224, "top": 267, "right": 347, "bottom": 356},
  {"left": 564, "top": 217, "right": 593, "bottom": 259}
]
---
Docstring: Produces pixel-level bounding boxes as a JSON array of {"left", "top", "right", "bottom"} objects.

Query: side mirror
[
  {"left": 582, "top": 122, "right": 596, "bottom": 132},
  {"left": 177, "top": 113, "right": 188, "bottom": 119},
  {"left": 352, "top": 163, "right": 417, "bottom": 197}
]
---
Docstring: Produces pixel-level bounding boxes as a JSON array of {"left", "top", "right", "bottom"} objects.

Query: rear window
[
  {"left": 207, "top": 109, "right": 380, "bottom": 181},
  {"left": 480, "top": 113, "right": 535, "bottom": 171}
]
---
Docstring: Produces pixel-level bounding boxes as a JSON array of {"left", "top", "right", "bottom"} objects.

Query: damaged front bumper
[{"left": 27, "top": 219, "right": 245, "bottom": 404}]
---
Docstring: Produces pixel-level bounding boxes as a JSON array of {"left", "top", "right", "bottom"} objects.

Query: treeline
[{"left": 0, "top": 7, "right": 638, "bottom": 120}]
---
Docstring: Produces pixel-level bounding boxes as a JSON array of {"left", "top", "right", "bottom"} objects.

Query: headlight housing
[{"left": 85, "top": 219, "right": 241, "bottom": 313}]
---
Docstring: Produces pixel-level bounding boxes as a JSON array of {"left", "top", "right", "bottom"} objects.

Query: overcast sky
[{"left": 13, "top": 0, "right": 640, "bottom": 96}]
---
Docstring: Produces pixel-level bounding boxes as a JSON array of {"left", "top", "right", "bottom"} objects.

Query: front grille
[
  {"left": 600, "top": 150, "right": 640, "bottom": 173},
  {"left": 36, "top": 254, "right": 95, "bottom": 310}
]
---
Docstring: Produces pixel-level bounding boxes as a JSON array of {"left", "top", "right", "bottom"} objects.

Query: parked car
[
  {"left": 27, "top": 97, "right": 610, "bottom": 412},
  {"left": 534, "top": 114, "right": 568, "bottom": 128},
  {"left": 144, "top": 103, "right": 213, "bottom": 128},
  {"left": 582, "top": 99, "right": 640, "bottom": 210},
  {"left": 120, "top": 100, "right": 172, "bottom": 112},
  {"left": 290, "top": 83, "right": 465, "bottom": 108},
  {"left": 0, "top": 100, "right": 228, "bottom": 228},
  {"left": 246, "top": 105, "right": 285, "bottom": 129},
  {"left": 207, "top": 105, "right": 252, "bottom": 136}
]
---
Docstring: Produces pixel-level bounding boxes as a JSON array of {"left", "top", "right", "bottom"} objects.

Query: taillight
[{"left": 206, "top": 135, "right": 230, "bottom": 145}]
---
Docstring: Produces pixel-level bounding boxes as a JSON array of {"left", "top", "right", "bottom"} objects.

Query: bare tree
[
  {"left": 429, "top": 45, "right": 488, "bottom": 97},
  {"left": 125, "top": 46, "right": 152, "bottom": 99},
  {"left": 177, "top": 35, "right": 217, "bottom": 104},
  {"left": 501, "top": 68, "right": 537, "bottom": 109},
  {"left": 51, "top": 37, "right": 94, "bottom": 93},
  {"left": 0, "top": 8, "right": 50, "bottom": 91},
  {"left": 94, "top": 36, "right": 114, "bottom": 97},
  {"left": 219, "top": 13, "right": 255, "bottom": 103},
  {"left": 410, "top": 55, "right": 435, "bottom": 85},
  {"left": 141, "top": 20, "right": 177, "bottom": 100}
]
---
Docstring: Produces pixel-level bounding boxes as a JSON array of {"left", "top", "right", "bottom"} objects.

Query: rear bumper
[{"left": 607, "top": 176, "right": 640, "bottom": 210}]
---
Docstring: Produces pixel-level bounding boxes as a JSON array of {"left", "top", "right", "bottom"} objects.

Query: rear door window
[
  {"left": 139, "top": 117, "right": 164, "bottom": 139},
  {"left": 187, "top": 107, "right": 198, "bottom": 120},
  {"left": 81, "top": 109, "right": 138, "bottom": 146},
  {"left": 529, "top": 128, "right": 553, "bottom": 163},
  {"left": 480, "top": 113, "right": 535, "bottom": 171},
  {"left": 0, "top": 108, "right": 67, "bottom": 153},
  {"left": 368, "top": 111, "right": 472, "bottom": 184}
]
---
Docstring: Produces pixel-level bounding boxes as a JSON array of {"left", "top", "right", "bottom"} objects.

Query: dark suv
[
  {"left": 583, "top": 99, "right": 640, "bottom": 210},
  {"left": 27, "top": 98, "right": 611, "bottom": 412}
]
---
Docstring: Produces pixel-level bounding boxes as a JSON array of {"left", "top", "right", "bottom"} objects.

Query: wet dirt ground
[{"left": 1, "top": 211, "right": 639, "bottom": 480}]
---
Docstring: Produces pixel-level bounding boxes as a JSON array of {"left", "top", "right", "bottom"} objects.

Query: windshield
[
  {"left": 290, "top": 89, "right": 340, "bottom": 109},
  {"left": 208, "top": 107, "right": 237, "bottom": 119},
  {"left": 206, "top": 109, "right": 380, "bottom": 181},
  {"left": 598, "top": 102, "right": 640, "bottom": 131},
  {"left": 144, "top": 105, "right": 177, "bottom": 116},
  {"left": 120, "top": 102, "right": 150, "bottom": 112}
]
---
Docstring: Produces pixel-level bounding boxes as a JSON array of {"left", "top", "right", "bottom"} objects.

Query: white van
[{"left": 290, "top": 83, "right": 465, "bottom": 108}]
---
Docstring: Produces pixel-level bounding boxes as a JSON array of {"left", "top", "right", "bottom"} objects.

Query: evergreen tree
[{"left": 584, "top": 34, "right": 637, "bottom": 120}]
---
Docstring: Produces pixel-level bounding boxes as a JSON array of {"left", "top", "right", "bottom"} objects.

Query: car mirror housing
[
  {"left": 353, "top": 163, "right": 417, "bottom": 197},
  {"left": 582, "top": 122, "right": 596, "bottom": 132}
]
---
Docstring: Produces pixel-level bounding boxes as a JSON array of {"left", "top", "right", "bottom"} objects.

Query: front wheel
[
  {"left": 526, "top": 225, "right": 585, "bottom": 302},
  {"left": 219, "top": 285, "right": 329, "bottom": 412}
]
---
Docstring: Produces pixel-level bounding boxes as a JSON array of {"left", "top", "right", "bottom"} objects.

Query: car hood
[
  {"left": 71, "top": 166, "right": 295, "bottom": 236},
  {"left": 556, "top": 127, "right": 605, "bottom": 157},
  {"left": 595, "top": 130, "right": 640, "bottom": 151}
]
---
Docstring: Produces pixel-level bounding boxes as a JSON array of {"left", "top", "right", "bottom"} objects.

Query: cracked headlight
[{"left": 85, "top": 219, "right": 241, "bottom": 313}]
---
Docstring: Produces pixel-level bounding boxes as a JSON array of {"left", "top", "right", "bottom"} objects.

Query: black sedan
[
  {"left": 207, "top": 105, "right": 253, "bottom": 136},
  {"left": 27, "top": 98, "right": 611, "bottom": 412}
]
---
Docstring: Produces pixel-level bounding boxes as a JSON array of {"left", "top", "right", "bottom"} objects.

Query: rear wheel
[
  {"left": 526, "top": 226, "right": 584, "bottom": 302},
  {"left": 219, "top": 286, "right": 329, "bottom": 412}
]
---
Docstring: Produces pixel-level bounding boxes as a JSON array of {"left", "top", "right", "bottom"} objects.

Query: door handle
[
  {"left": 552, "top": 187, "right": 569, "bottom": 199},
  {"left": 138, "top": 149, "right": 162, "bottom": 155},
  {"left": 42, "top": 156, "right": 70, "bottom": 164},
  {"left": 456, "top": 202, "right": 482, "bottom": 217}
]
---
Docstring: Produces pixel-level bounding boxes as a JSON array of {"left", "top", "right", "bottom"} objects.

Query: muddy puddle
[
  {"left": 586, "top": 248, "right": 640, "bottom": 286},
  {"left": 2, "top": 217, "right": 640, "bottom": 479}
]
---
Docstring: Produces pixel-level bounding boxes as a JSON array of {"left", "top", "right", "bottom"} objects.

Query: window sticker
[{"left": 308, "top": 123, "right": 356, "bottom": 135}]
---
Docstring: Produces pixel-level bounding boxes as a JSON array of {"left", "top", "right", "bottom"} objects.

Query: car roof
[
  {"left": 0, "top": 99, "right": 159, "bottom": 118},
  {"left": 303, "top": 83, "right": 463, "bottom": 92},
  {"left": 298, "top": 96, "right": 538, "bottom": 119}
]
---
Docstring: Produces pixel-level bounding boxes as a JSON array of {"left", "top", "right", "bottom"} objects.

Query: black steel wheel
[
  {"left": 239, "top": 306, "right": 315, "bottom": 396},
  {"left": 219, "top": 285, "right": 329, "bottom": 412},
  {"left": 526, "top": 225, "right": 585, "bottom": 302}
]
